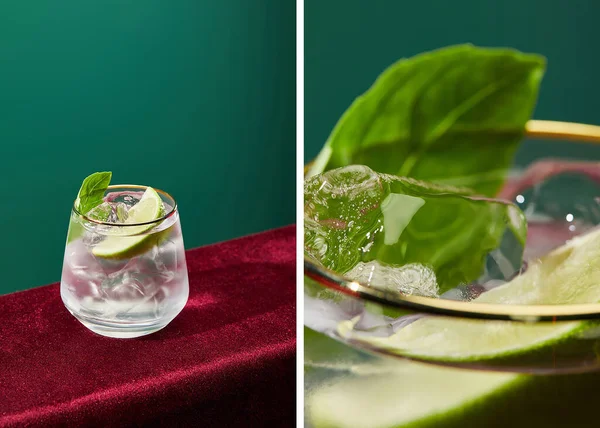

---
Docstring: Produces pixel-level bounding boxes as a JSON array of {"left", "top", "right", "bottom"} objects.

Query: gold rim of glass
[
  {"left": 304, "top": 119, "right": 600, "bottom": 322},
  {"left": 72, "top": 184, "right": 178, "bottom": 227}
]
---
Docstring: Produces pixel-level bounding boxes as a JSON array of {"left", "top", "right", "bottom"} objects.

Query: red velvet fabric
[{"left": 0, "top": 226, "right": 296, "bottom": 427}]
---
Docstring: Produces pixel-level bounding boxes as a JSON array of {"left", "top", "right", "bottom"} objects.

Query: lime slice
[
  {"left": 308, "top": 359, "right": 519, "bottom": 428},
  {"left": 92, "top": 187, "right": 166, "bottom": 259},
  {"left": 338, "top": 227, "right": 600, "bottom": 361},
  {"left": 307, "top": 355, "right": 600, "bottom": 428}
]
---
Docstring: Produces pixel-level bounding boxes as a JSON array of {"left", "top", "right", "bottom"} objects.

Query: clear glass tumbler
[{"left": 60, "top": 185, "right": 189, "bottom": 338}]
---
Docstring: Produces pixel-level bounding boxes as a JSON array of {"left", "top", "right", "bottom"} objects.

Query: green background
[
  {"left": 0, "top": 2, "right": 295, "bottom": 294},
  {"left": 305, "top": 0, "right": 600, "bottom": 166}
]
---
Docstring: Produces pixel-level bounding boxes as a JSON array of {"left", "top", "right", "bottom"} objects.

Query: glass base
[{"left": 64, "top": 305, "right": 177, "bottom": 339}]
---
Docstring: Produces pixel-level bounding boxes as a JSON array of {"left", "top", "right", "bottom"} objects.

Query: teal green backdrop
[
  {"left": 305, "top": 0, "right": 600, "bottom": 165},
  {"left": 0, "top": 2, "right": 295, "bottom": 294}
]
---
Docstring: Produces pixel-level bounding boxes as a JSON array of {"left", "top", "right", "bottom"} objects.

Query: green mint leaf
[
  {"left": 75, "top": 171, "right": 112, "bottom": 214},
  {"left": 307, "top": 44, "right": 546, "bottom": 196},
  {"left": 305, "top": 166, "right": 527, "bottom": 294}
]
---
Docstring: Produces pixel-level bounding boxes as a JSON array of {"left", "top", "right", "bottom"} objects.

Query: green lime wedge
[
  {"left": 308, "top": 359, "right": 519, "bottom": 428},
  {"left": 337, "top": 228, "right": 600, "bottom": 362},
  {"left": 92, "top": 187, "right": 166, "bottom": 259},
  {"left": 307, "top": 355, "right": 600, "bottom": 428}
]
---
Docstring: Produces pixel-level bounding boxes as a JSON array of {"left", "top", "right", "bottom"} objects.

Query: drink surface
[{"left": 60, "top": 189, "right": 189, "bottom": 337}]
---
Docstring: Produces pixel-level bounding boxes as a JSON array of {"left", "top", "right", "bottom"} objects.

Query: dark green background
[
  {"left": 305, "top": 0, "right": 600, "bottom": 165},
  {"left": 0, "top": 2, "right": 295, "bottom": 294}
]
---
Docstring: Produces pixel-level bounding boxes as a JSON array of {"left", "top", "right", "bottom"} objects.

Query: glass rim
[
  {"left": 304, "top": 257, "right": 600, "bottom": 321},
  {"left": 72, "top": 184, "right": 178, "bottom": 227}
]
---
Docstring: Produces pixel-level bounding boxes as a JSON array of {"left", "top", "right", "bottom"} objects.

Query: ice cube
[
  {"left": 500, "top": 161, "right": 600, "bottom": 261},
  {"left": 149, "top": 287, "right": 169, "bottom": 318},
  {"left": 63, "top": 240, "right": 107, "bottom": 297},
  {"left": 86, "top": 202, "right": 130, "bottom": 224},
  {"left": 345, "top": 260, "right": 439, "bottom": 298},
  {"left": 99, "top": 252, "right": 171, "bottom": 301},
  {"left": 102, "top": 272, "right": 145, "bottom": 300},
  {"left": 82, "top": 231, "right": 104, "bottom": 248},
  {"left": 86, "top": 202, "right": 113, "bottom": 222},
  {"left": 105, "top": 191, "right": 144, "bottom": 208},
  {"left": 139, "top": 241, "right": 177, "bottom": 284},
  {"left": 115, "top": 203, "right": 129, "bottom": 222},
  {"left": 101, "top": 269, "right": 155, "bottom": 301},
  {"left": 304, "top": 165, "right": 386, "bottom": 273},
  {"left": 304, "top": 165, "right": 527, "bottom": 295}
]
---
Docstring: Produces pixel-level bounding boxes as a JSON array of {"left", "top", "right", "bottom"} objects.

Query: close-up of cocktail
[
  {"left": 306, "top": 144, "right": 600, "bottom": 374},
  {"left": 304, "top": 41, "right": 600, "bottom": 427}
]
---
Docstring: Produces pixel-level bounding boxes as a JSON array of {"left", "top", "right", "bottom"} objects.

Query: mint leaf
[
  {"left": 304, "top": 165, "right": 526, "bottom": 293},
  {"left": 75, "top": 171, "right": 112, "bottom": 214},
  {"left": 307, "top": 44, "right": 546, "bottom": 196}
]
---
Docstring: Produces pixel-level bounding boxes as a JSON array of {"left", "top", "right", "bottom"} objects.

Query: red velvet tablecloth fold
[{"left": 0, "top": 226, "right": 296, "bottom": 427}]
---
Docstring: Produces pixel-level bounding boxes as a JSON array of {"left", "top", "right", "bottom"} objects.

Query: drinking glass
[{"left": 60, "top": 185, "right": 189, "bottom": 338}]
